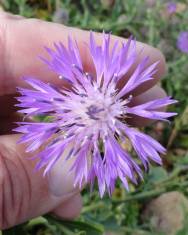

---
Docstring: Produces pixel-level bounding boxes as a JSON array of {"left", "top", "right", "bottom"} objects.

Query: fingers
[
  {"left": 0, "top": 14, "right": 166, "bottom": 96},
  {"left": 52, "top": 193, "right": 82, "bottom": 219},
  {"left": 0, "top": 134, "right": 80, "bottom": 230},
  {"left": 127, "top": 85, "right": 167, "bottom": 127}
]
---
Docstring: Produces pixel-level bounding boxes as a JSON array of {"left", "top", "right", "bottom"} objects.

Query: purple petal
[{"left": 127, "top": 97, "right": 178, "bottom": 121}]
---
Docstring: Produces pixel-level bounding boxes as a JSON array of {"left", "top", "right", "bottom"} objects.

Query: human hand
[{"left": 0, "top": 11, "right": 166, "bottom": 229}]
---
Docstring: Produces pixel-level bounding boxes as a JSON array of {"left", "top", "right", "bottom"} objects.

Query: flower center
[
  {"left": 69, "top": 82, "right": 127, "bottom": 132},
  {"left": 86, "top": 104, "right": 106, "bottom": 120}
]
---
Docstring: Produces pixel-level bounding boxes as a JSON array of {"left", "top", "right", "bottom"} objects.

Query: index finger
[{"left": 0, "top": 15, "right": 166, "bottom": 96}]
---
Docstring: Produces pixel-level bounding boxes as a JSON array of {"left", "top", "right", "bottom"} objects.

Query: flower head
[
  {"left": 15, "top": 33, "right": 177, "bottom": 197},
  {"left": 177, "top": 31, "right": 188, "bottom": 54},
  {"left": 166, "top": 2, "right": 177, "bottom": 14}
]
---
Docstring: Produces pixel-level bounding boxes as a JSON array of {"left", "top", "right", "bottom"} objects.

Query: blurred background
[{"left": 1, "top": 0, "right": 188, "bottom": 234}]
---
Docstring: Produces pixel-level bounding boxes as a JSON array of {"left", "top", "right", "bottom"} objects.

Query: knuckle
[{"left": 0, "top": 143, "right": 29, "bottom": 229}]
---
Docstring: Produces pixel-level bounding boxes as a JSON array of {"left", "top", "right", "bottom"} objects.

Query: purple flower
[
  {"left": 166, "top": 2, "right": 177, "bottom": 14},
  {"left": 14, "top": 33, "right": 177, "bottom": 197},
  {"left": 177, "top": 31, "right": 188, "bottom": 54}
]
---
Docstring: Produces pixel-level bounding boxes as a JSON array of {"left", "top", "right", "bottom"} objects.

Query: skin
[{"left": 0, "top": 11, "right": 167, "bottom": 229}]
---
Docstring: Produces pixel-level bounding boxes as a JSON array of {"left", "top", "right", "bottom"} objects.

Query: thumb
[{"left": 0, "top": 134, "right": 81, "bottom": 230}]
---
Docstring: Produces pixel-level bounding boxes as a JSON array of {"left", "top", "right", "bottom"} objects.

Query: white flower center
[{"left": 67, "top": 82, "right": 128, "bottom": 134}]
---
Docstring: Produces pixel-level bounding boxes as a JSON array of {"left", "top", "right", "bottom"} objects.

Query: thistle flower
[
  {"left": 15, "top": 33, "right": 177, "bottom": 197},
  {"left": 177, "top": 31, "right": 188, "bottom": 54},
  {"left": 166, "top": 2, "right": 177, "bottom": 14}
]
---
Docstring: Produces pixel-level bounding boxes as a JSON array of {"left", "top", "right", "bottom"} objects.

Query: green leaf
[
  {"left": 61, "top": 220, "right": 104, "bottom": 235},
  {"left": 26, "top": 216, "right": 48, "bottom": 228},
  {"left": 177, "top": 153, "right": 188, "bottom": 165},
  {"left": 46, "top": 215, "right": 104, "bottom": 235},
  {"left": 147, "top": 167, "right": 168, "bottom": 184}
]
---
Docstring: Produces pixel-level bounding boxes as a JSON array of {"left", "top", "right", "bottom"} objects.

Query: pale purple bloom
[
  {"left": 177, "top": 31, "right": 188, "bottom": 54},
  {"left": 15, "top": 33, "right": 177, "bottom": 197},
  {"left": 166, "top": 2, "right": 177, "bottom": 14}
]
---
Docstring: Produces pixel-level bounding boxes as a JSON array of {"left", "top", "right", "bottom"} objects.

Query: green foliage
[
  {"left": 2, "top": 216, "right": 104, "bottom": 235},
  {"left": 1, "top": 0, "right": 188, "bottom": 234}
]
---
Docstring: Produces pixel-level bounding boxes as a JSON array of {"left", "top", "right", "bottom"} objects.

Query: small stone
[
  {"left": 176, "top": 3, "right": 187, "bottom": 13},
  {"left": 143, "top": 191, "right": 188, "bottom": 235}
]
